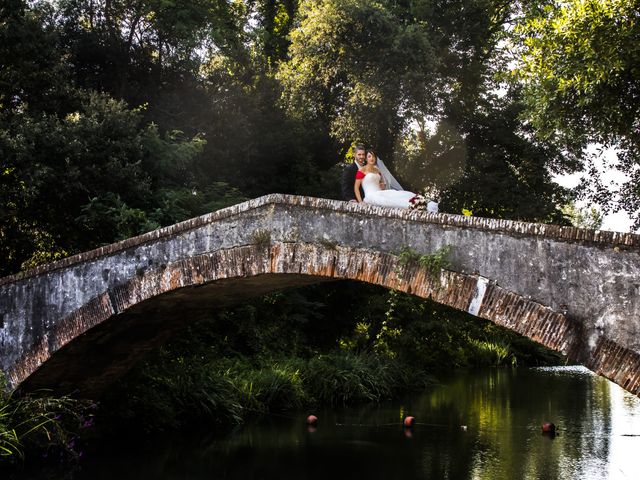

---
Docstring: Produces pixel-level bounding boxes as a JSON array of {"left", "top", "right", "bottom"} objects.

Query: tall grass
[
  {"left": 468, "top": 338, "right": 516, "bottom": 366},
  {"left": 304, "top": 352, "right": 429, "bottom": 406},
  {"left": 0, "top": 384, "right": 94, "bottom": 464},
  {"left": 104, "top": 351, "right": 435, "bottom": 432},
  {"left": 0, "top": 402, "right": 21, "bottom": 458},
  {"left": 231, "top": 361, "right": 306, "bottom": 413},
  {"left": 111, "top": 356, "right": 245, "bottom": 431}
]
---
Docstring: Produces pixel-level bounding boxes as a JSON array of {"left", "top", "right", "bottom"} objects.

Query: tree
[
  {"left": 278, "top": 0, "right": 440, "bottom": 158},
  {"left": 513, "top": 0, "right": 640, "bottom": 225},
  {"left": 396, "top": 90, "right": 571, "bottom": 223},
  {"left": 0, "top": 92, "right": 152, "bottom": 273},
  {"left": 0, "top": 1, "right": 256, "bottom": 275},
  {"left": 55, "top": 0, "right": 249, "bottom": 95},
  {"left": 561, "top": 202, "right": 603, "bottom": 230},
  {"left": 254, "top": 0, "right": 298, "bottom": 66},
  {"left": 276, "top": 0, "right": 572, "bottom": 222},
  {"left": 1, "top": 0, "right": 78, "bottom": 274},
  {"left": 0, "top": 0, "right": 72, "bottom": 116},
  {"left": 0, "top": 86, "right": 220, "bottom": 276}
]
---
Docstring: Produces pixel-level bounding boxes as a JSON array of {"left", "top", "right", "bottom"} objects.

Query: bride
[{"left": 354, "top": 149, "right": 436, "bottom": 211}]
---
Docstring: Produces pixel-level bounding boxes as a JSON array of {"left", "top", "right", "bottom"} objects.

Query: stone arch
[
  {"left": 14, "top": 241, "right": 582, "bottom": 398},
  {"left": 2, "top": 194, "right": 640, "bottom": 398}
]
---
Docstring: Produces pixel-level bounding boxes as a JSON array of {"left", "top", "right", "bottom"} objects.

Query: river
[{"left": 12, "top": 366, "right": 640, "bottom": 479}]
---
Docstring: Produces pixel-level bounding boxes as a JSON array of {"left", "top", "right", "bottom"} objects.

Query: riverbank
[{"left": 98, "top": 281, "right": 563, "bottom": 434}]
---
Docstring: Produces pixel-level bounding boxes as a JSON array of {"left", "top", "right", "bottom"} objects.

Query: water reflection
[{"left": 15, "top": 366, "right": 640, "bottom": 480}]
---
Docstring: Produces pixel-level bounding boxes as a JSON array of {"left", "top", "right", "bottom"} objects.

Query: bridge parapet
[
  {"left": 1, "top": 194, "right": 639, "bottom": 397},
  {"left": 2, "top": 194, "right": 638, "bottom": 288}
]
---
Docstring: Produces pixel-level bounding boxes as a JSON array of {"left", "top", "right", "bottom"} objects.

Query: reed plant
[
  {"left": 0, "top": 402, "right": 21, "bottom": 458},
  {"left": 305, "top": 353, "right": 381, "bottom": 406},
  {"left": 104, "top": 349, "right": 436, "bottom": 432},
  {"left": 231, "top": 360, "right": 306, "bottom": 413},
  {"left": 303, "top": 352, "right": 431, "bottom": 406},
  {"left": 0, "top": 382, "right": 93, "bottom": 464},
  {"left": 109, "top": 355, "right": 245, "bottom": 431},
  {"left": 468, "top": 338, "right": 516, "bottom": 366}
]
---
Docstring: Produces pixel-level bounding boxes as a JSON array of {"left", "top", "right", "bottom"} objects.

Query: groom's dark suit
[{"left": 341, "top": 161, "right": 364, "bottom": 201}]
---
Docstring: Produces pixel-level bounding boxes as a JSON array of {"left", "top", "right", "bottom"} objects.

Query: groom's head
[{"left": 354, "top": 145, "right": 366, "bottom": 165}]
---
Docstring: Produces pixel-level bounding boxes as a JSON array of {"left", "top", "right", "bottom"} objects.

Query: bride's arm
[{"left": 374, "top": 167, "right": 385, "bottom": 189}]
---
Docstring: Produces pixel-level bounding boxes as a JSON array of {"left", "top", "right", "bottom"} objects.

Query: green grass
[
  {"left": 0, "top": 384, "right": 94, "bottom": 465},
  {"left": 102, "top": 350, "right": 435, "bottom": 433}
]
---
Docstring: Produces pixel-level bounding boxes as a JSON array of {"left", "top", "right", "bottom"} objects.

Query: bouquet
[{"left": 409, "top": 186, "right": 440, "bottom": 213}]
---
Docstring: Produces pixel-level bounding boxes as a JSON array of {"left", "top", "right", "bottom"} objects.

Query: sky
[{"left": 553, "top": 145, "right": 635, "bottom": 233}]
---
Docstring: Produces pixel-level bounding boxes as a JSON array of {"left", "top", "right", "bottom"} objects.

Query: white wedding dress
[{"left": 362, "top": 172, "right": 417, "bottom": 208}]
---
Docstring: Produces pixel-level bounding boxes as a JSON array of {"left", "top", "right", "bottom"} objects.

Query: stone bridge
[{"left": 1, "top": 194, "right": 640, "bottom": 399}]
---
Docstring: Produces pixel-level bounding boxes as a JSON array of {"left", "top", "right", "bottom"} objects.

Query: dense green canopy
[
  {"left": 2, "top": 0, "right": 635, "bottom": 275},
  {"left": 513, "top": 0, "right": 640, "bottom": 223}
]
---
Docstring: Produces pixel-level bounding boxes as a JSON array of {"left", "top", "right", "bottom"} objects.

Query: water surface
[{"left": 25, "top": 366, "right": 640, "bottom": 479}]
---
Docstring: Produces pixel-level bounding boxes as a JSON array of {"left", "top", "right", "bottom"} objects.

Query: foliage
[
  {"left": 514, "top": 0, "right": 640, "bottom": 150},
  {"left": 251, "top": 229, "right": 271, "bottom": 248},
  {"left": 513, "top": 0, "right": 640, "bottom": 225},
  {"left": 102, "top": 348, "right": 433, "bottom": 433},
  {"left": 468, "top": 338, "right": 515, "bottom": 366},
  {"left": 0, "top": 0, "right": 606, "bottom": 469},
  {"left": 106, "top": 354, "right": 245, "bottom": 432},
  {"left": 561, "top": 202, "right": 604, "bottom": 230},
  {"left": 397, "top": 245, "right": 452, "bottom": 282},
  {"left": 0, "top": 381, "right": 94, "bottom": 464},
  {"left": 367, "top": 290, "right": 562, "bottom": 372},
  {"left": 418, "top": 246, "right": 452, "bottom": 276},
  {"left": 395, "top": 91, "right": 572, "bottom": 223},
  {"left": 0, "top": 90, "right": 216, "bottom": 275},
  {"left": 233, "top": 359, "right": 307, "bottom": 412},
  {"left": 100, "top": 281, "right": 561, "bottom": 433},
  {"left": 279, "top": 0, "right": 440, "bottom": 155},
  {"left": 1, "top": 0, "right": 595, "bottom": 275},
  {"left": 55, "top": 0, "right": 250, "bottom": 97},
  {"left": 0, "top": 403, "right": 20, "bottom": 457},
  {"left": 0, "top": 0, "right": 71, "bottom": 116},
  {"left": 304, "top": 352, "right": 427, "bottom": 406},
  {"left": 278, "top": 0, "right": 523, "bottom": 160}
]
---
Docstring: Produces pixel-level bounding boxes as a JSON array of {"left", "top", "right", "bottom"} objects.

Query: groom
[{"left": 341, "top": 144, "right": 366, "bottom": 202}]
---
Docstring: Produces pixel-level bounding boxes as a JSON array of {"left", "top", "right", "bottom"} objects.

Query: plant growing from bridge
[
  {"left": 251, "top": 229, "right": 271, "bottom": 248},
  {"left": 317, "top": 237, "right": 338, "bottom": 250},
  {"left": 396, "top": 245, "right": 452, "bottom": 284}
]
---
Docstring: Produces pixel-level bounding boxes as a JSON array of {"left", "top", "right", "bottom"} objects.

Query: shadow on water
[{"left": 8, "top": 367, "right": 640, "bottom": 480}]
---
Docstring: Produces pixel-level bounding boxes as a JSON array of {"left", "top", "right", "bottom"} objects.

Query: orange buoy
[
  {"left": 306, "top": 414, "right": 318, "bottom": 426},
  {"left": 403, "top": 416, "right": 416, "bottom": 427}
]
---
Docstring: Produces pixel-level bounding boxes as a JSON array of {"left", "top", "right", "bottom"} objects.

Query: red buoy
[
  {"left": 541, "top": 422, "right": 556, "bottom": 434},
  {"left": 403, "top": 416, "right": 416, "bottom": 427},
  {"left": 306, "top": 414, "right": 318, "bottom": 426}
]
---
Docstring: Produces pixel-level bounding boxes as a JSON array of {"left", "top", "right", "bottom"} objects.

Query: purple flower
[{"left": 82, "top": 417, "right": 95, "bottom": 428}]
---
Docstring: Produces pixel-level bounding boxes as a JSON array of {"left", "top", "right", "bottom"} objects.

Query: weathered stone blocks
[{"left": 1, "top": 194, "right": 639, "bottom": 397}]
